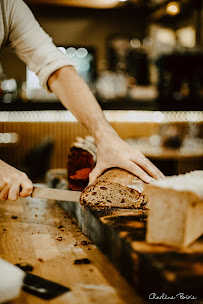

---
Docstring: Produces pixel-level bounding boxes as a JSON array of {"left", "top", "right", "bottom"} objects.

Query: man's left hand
[{"left": 89, "top": 134, "right": 165, "bottom": 185}]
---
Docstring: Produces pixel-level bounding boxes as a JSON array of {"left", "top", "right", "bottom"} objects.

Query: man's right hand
[{"left": 0, "top": 160, "right": 33, "bottom": 201}]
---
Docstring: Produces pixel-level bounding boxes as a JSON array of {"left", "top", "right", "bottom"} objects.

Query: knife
[{"left": 31, "top": 186, "right": 81, "bottom": 202}]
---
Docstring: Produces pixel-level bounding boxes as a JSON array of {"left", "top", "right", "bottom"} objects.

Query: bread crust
[
  {"left": 80, "top": 168, "right": 148, "bottom": 209},
  {"left": 97, "top": 168, "right": 144, "bottom": 193}
]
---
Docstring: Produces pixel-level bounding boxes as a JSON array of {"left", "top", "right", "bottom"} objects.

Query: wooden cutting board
[{"left": 47, "top": 169, "right": 203, "bottom": 302}]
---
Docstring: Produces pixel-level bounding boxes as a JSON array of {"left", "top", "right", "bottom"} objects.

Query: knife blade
[{"left": 31, "top": 186, "right": 81, "bottom": 202}]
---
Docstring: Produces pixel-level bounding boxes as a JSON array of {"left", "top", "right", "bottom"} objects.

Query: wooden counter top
[{"left": 0, "top": 197, "right": 145, "bottom": 304}]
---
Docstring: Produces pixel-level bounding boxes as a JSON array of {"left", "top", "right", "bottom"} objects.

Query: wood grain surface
[{"left": 0, "top": 197, "right": 146, "bottom": 304}]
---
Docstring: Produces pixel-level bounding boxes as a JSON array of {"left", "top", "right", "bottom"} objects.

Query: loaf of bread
[
  {"left": 80, "top": 168, "right": 148, "bottom": 209},
  {"left": 146, "top": 170, "right": 203, "bottom": 247}
]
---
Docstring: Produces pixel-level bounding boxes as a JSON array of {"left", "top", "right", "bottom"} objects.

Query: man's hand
[
  {"left": 0, "top": 160, "right": 33, "bottom": 201},
  {"left": 89, "top": 133, "right": 165, "bottom": 185}
]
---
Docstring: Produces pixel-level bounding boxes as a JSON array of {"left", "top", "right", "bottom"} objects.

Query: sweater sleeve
[{"left": 4, "top": 0, "right": 73, "bottom": 91}]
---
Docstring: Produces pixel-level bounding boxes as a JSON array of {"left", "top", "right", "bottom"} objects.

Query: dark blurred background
[{"left": 1, "top": 0, "right": 203, "bottom": 111}]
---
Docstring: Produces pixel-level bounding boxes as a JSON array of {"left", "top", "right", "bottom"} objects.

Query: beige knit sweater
[{"left": 0, "top": 0, "right": 73, "bottom": 91}]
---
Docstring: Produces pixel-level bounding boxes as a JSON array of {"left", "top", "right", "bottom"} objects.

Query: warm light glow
[
  {"left": 66, "top": 47, "right": 76, "bottom": 57},
  {"left": 58, "top": 47, "right": 66, "bottom": 54},
  {"left": 130, "top": 38, "right": 141, "bottom": 48},
  {"left": 0, "top": 133, "right": 18, "bottom": 144},
  {"left": 37, "top": 0, "right": 121, "bottom": 9},
  {"left": 176, "top": 27, "right": 195, "bottom": 48},
  {"left": 156, "top": 28, "right": 176, "bottom": 46},
  {"left": 166, "top": 2, "right": 180, "bottom": 15},
  {"left": 76, "top": 48, "right": 88, "bottom": 58},
  {"left": 153, "top": 111, "right": 164, "bottom": 123},
  {"left": 0, "top": 111, "right": 202, "bottom": 123}
]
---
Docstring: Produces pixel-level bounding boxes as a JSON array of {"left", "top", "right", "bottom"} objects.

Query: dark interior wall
[{"left": 0, "top": 5, "right": 148, "bottom": 83}]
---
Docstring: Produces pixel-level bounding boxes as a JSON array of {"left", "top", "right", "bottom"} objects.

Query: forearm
[
  {"left": 48, "top": 66, "right": 118, "bottom": 144},
  {"left": 48, "top": 66, "right": 164, "bottom": 183}
]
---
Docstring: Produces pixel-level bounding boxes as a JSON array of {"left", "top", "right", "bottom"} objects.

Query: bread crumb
[
  {"left": 58, "top": 225, "right": 64, "bottom": 229},
  {"left": 56, "top": 236, "right": 63, "bottom": 241},
  {"left": 11, "top": 215, "right": 18, "bottom": 219},
  {"left": 81, "top": 240, "right": 88, "bottom": 245},
  {"left": 74, "top": 258, "right": 91, "bottom": 265}
]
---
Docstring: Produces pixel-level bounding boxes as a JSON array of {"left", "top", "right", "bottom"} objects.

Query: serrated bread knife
[{"left": 31, "top": 186, "right": 81, "bottom": 202}]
